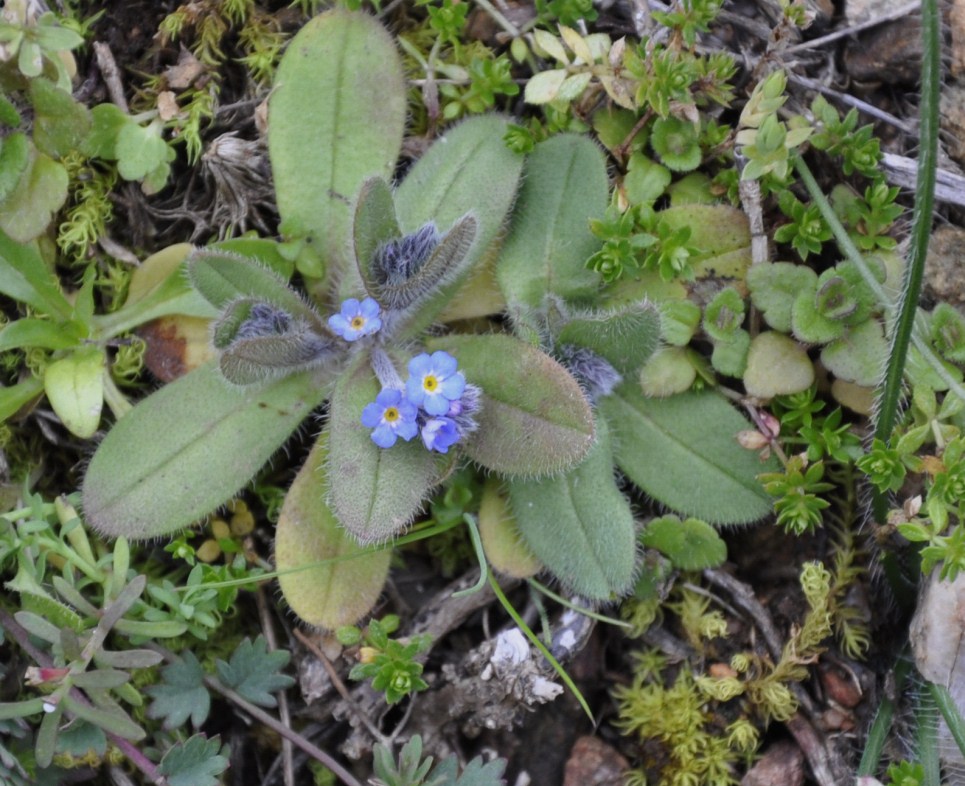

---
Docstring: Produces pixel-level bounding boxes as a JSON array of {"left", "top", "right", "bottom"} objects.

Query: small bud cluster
[{"left": 361, "top": 350, "right": 481, "bottom": 453}]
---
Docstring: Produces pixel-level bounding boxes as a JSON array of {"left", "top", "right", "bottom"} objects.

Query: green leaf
[
  {"left": 508, "top": 417, "right": 637, "bottom": 599},
  {"left": 624, "top": 153, "right": 671, "bottom": 206},
  {"left": 276, "top": 433, "right": 391, "bottom": 628},
  {"left": 429, "top": 753, "right": 508, "bottom": 786},
  {"left": 0, "top": 317, "right": 85, "bottom": 352},
  {"left": 0, "top": 376, "right": 45, "bottom": 422},
  {"left": 327, "top": 355, "right": 445, "bottom": 542},
  {"left": 158, "top": 734, "right": 229, "bottom": 786},
  {"left": 269, "top": 9, "right": 406, "bottom": 277},
  {"left": 660, "top": 204, "right": 752, "bottom": 281},
  {"left": 187, "top": 248, "right": 318, "bottom": 323},
  {"left": 0, "top": 150, "right": 68, "bottom": 242},
  {"left": 743, "top": 331, "right": 814, "bottom": 398},
  {"left": 145, "top": 651, "right": 210, "bottom": 730},
  {"left": 29, "top": 77, "right": 91, "bottom": 158},
  {"left": 83, "top": 103, "right": 129, "bottom": 159},
  {"left": 44, "top": 346, "right": 105, "bottom": 439},
  {"left": 348, "top": 176, "right": 401, "bottom": 298},
  {"left": 640, "top": 515, "right": 727, "bottom": 570},
  {"left": 820, "top": 318, "right": 887, "bottom": 386},
  {"left": 70, "top": 669, "right": 131, "bottom": 690},
  {"left": 791, "top": 281, "right": 845, "bottom": 344},
  {"left": 478, "top": 480, "right": 541, "bottom": 578},
  {"left": 524, "top": 69, "right": 567, "bottom": 103},
  {"left": 496, "top": 134, "right": 608, "bottom": 309},
  {"left": 558, "top": 300, "right": 661, "bottom": 374},
  {"left": 599, "top": 386, "right": 775, "bottom": 524},
  {"left": 114, "top": 121, "right": 170, "bottom": 181},
  {"left": 60, "top": 694, "right": 144, "bottom": 741},
  {"left": 393, "top": 114, "right": 523, "bottom": 333},
  {"left": 215, "top": 636, "right": 294, "bottom": 707},
  {"left": 639, "top": 346, "right": 698, "bottom": 397},
  {"left": 82, "top": 362, "right": 328, "bottom": 539},
  {"left": 426, "top": 334, "right": 594, "bottom": 477},
  {"left": 0, "top": 132, "right": 30, "bottom": 202}
]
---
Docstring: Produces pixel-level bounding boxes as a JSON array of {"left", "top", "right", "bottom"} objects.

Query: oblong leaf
[
  {"left": 557, "top": 300, "right": 661, "bottom": 374},
  {"left": 0, "top": 228, "right": 72, "bottom": 319},
  {"left": 44, "top": 346, "right": 105, "bottom": 439},
  {"left": 327, "top": 355, "right": 445, "bottom": 542},
  {"left": 276, "top": 433, "right": 391, "bottom": 628},
  {"left": 497, "top": 134, "right": 608, "bottom": 309},
  {"left": 269, "top": 9, "right": 405, "bottom": 276},
  {"left": 393, "top": 115, "right": 524, "bottom": 334},
  {"left": 426, "top": 334, "right": 594, "bottom": 476},
  {"left": 508, "top": 417, "right": 637, "bottom": 599},
  {"left": 83, "top": 362, "right": 327, "bottom": 539},
  {"left": 599, "top": 385, "right": 775, "bottom": 524}
]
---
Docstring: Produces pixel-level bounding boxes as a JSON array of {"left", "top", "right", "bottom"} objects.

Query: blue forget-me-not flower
[
  {"left": 328, "top": 297, "right": 382, "bottom": 341},
  {"left": 420, "top": 417, "right": 460, "bottom": 454},
  {"left": 406, "top": 351, "right": 466, "bottom": 416},
  {"left": 360, "top": 388, "right": 418, "bottom": 448}
]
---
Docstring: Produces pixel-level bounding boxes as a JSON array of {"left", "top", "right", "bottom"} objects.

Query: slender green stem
[
  {"left": 857, "top": 656, "right": 911, "bottom": 775},
  {"left": 487, "top": 573, "right": 594, "bottom": 722},
  {"left": 451, "top": 513, "right": 489, "bottom": 598},
  {"left": 918, "top": 690, "right": 941, "bottom": 786},
  {"left": 929, "top": 682, "right": 965, "bottom": 762},
  {"left": 876, "top": 0, "right": 940, "bottom": 444}
]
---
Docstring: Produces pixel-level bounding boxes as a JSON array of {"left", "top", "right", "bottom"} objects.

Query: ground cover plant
[{"left": 2, "top": 0, "right": 965, "bottom": 784}]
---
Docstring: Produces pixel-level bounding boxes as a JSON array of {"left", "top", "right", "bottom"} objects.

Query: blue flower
[
  {"left": 328, "top": 297, "right": 382, "bottom": 341},
  {"left": 406, "top": 351, "right": 466, "bottom": 416},
  {"left": 420, "top": 417, "right": 460, "bottom": 453},
  {"left": 361, "top": 388, "right": 418, "bottom": 448}
]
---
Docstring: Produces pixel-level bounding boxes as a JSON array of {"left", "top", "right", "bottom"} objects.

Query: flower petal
[
  {"left": 423, "top": 392, "right": 450, "bottom": 416},
  {"left": 430, "top": 351, "right": 458, "bottom": 376},
  {"left": 439, "top": 372, "right": 466, "bottom": 400},
  {"left": 371, "top": 423, "right": 397, "bottom": 448}
]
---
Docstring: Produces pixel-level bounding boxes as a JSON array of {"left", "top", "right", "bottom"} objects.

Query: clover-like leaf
[
  {"left": 820, "top": 318, "right": 887, "bottom": 386},
  {"left": 427, "top": 334, "right": 594, "bottom": 477},
  {"left": 276, "top": 433, "right": 392, "bottom": 628},
  {"left": 640, "top": 515, "right": 727, "bottom": 570},
  {"left": 158, "top": 734, "right": 229, "bottom": 786},
  {"left": 215, "top": 636, "right": 294, "bottom": 707},
  {"left": 743, "top": 331, "right": 814, "bottom": 398},
  {"left": 146, "top": 651, "right": 210, "bottom": 730},
  {"left": 0, "top": 150, "right": 68, "bottom": 242}
]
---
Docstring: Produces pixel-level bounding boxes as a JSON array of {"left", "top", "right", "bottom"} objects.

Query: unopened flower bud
[{"left": 737, "top": 429, "right": 770, "bottom": 451}]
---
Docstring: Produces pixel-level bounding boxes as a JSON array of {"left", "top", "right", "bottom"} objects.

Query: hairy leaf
[
  {"left": 327, "top": 354, "right": 445, "bottom": 542},
  {"left": 269, "top": 9, "right": 405, "bottom": 277},
  {"left": 497, "top": 134, "right": 608, "bottom": 309},
  {"left": 83, "top": 362, "right": 327, "bottom": 539},
  {"left": 557, "top": 300, "right": 661, "bottom": 374},
  {"left": 508, "top": 417, "right": 637, "bottom": 599},
  {"left": 276, "top": 433, "right": 391, "bottom": 628},
  {"left": 427, "top": 334, "right": 594, "bottom": 476},
  {"left": 599, "top": 386, "right": 775, "bottom": 524}
]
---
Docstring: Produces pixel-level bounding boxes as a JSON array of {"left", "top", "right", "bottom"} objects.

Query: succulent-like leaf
[
  {"left": 508, "top": 417, "right": 637, "bottom": 599},
  {"left": 743, "top": 331, "right": 814, "bottom": 398},
  {"left": 83, "top": 362, "right": 327, "bottom": 539},
  {"left": 327, "top": 355, "right": 446, "bottom": 543},
  {"left": 268, "top": 9, "right": 405, "bottom": 278},
  {"left": 275, "top": 433, "right": 392, "bottom": 628},
  {"left": 496, "top": 134, "right": 608, "bottom": 309},
  {"left": 44, "top": 346, "right": 105, "bottom": 439},
  {"left": 557, "top": 300, "right": 661, "bottom": 374},
  {"left": 478, "top": 480, "right": 541, "bottom": 579},
  {"left": 392, "top": 115, "right": 524, "bottom": 335},
  {"left": 599, "top": 385, "right": 775, "bottom": 524},
  {"left": 426, "top": 334, "right": 594, "bottom": 477}
]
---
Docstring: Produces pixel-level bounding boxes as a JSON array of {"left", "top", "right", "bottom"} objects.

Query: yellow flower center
[
  {"left": 423, "top": 374, "right": 439, "bottom": 392},
  {"left": 350, "top": 315, "right": 366, "bottom": 330},
  {"left": 383, "top": 406, "right": 400, "bottom": 423}
]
